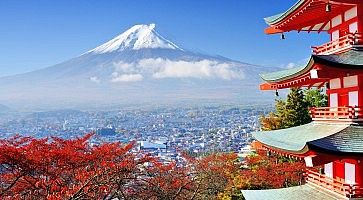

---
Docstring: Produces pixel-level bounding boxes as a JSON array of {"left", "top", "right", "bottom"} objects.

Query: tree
[
  {"left": 0, "top": 134, "right": 243, "bottom": 200},
  {"left": 283, "top": 88, "right": 311, "bottom": 128},
  {"left": 0, "top": 134, "right": 151, "bottom": 199},
  {"left": 189, "top": 153, "right": 240, "bottom": 199},
  {"left": 136, "top": 152, "right": 241, "bottom": 200},
  {"left": 260, "top": 100, "right": 284, "bottom": 131},
  {"left": 136, "top": 161, "right": 193, "bottom": 200},
  {"left": 239, "top": 151, "right": 305, "bottom": 189},
  {"left": 304, "top": 88, "right": 328, "bottom": 108},
  {"left": 0, "top": 134, "right": 305, "bottom": 200},
  {"left": 260, "top": 88, "right": 323, "bottom": 130},
  {"left": 216, "top": 150, "right": 305, "bottom": 199}
]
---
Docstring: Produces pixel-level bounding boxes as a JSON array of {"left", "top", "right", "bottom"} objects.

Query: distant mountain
[
  {"left": 0, "top": 104, "right": 12, "bottom": 113},
  {"left": 0, "top": 24, "right": 276, "bottom": 110}
]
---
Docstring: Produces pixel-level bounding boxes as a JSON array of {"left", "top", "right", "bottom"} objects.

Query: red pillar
[
  {"left": 334, "top": 160, "right": 345, "bottom": 182},
  {"left": 358, "top": 75, "right": 363, "bottom": 107},
  {"left": 357, "top": 3, "right": 363, "bottom": 45},
  {"left": 356, "top": 160, "right": 363, "bottom": 185}
]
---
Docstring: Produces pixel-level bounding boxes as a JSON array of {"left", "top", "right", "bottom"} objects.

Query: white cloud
[
  {"left": 112, "top": 58, "right": 244, "bottom": 81},
  {"left": 111, "top": 73, "right": 144, "bottom": 82},
  {"left": 285, "top": 63, "right": 296, "bottom": 69},
  {"left": 90, "top": 76, "right": 100, "bottom": 83},
  {"left": 113, "top": 61, "right": 136, "bottom": 73}
]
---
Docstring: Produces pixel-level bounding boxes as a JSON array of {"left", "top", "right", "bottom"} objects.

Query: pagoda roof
[
  {"left": 315, "top": 48, "right": 363, "bottom": 66},
  {"left": 253, "top": 123, "right": 349, "bottom": 154},
  {"left": 260, "top": 61, "right": 311, "bottom": 82},
  {"left": 242, "top": 183, "right": 345, "bottom": 200},
  {"left": 309, "top": 125, "right": 363, "bottom": 155},
  {"left": 261, "top": 49, "right": 363, "bottom": 83},
  {"left": 264, "top": 0, "right": 356, "bottom": 34},
  {"left": 264, "top": 0, "right": 306, "bottom": 26}
]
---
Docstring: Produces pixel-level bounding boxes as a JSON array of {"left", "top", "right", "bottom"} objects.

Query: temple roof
[
  {"left": 260, "top": 61, "right": 310, "bottom": 82},
  {"left": 315, "top": 49, "right": 363, "bottom": 66},
  {"left": 309, "top": 125, "right": 363, "bottom": 155},
  {"left": 264, "top": 0, "right": 306, "bottom": 25},
  {"left": 242, "top": 183, "right": 345, "bottom": 200},
  {"left": 261, "top": 49, "right": 363, "bottom": 83},
  {"left": 264, "top": 0, "right": 355, "bottom": 34},
  {"left": 254, "top": 123, "right": 363, "bottom": 155},
  {"left": 253, "top": 123, "right": 349, "bottom": 154}
]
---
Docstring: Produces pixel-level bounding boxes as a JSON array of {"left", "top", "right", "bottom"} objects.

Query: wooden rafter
[{"left": 265, "top": 0, "right": 356, "bottom": 34}]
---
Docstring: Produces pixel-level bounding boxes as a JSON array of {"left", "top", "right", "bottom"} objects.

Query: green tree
[
  {"left": 304, "top": 88, "right": 328, "bottom": 108},
  {"left": 283, "top": 88, "right": 311, "bottom": 128},
  {"left": 260, "top": 88, "right": 324, "bottom": 130}
]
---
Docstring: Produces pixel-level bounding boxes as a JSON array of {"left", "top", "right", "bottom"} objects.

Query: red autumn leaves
[{"left": 0, "top": 135, "right": 304, "bottom": 199}]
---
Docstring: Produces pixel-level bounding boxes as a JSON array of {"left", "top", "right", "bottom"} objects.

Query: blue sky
[{"left": 0, "top": 0, "right": 329, "bottom": 76}]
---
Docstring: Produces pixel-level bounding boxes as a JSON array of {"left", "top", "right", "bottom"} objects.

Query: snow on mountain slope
[
  {"left": 87, "top": 24, "right": 182, "bottom": 54},
  {"left": 0, "top": 24, "right": 276, "bottom": 110}
]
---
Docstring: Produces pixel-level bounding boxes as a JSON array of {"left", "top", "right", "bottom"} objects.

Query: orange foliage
[
  {"left": 0, "top": 134, "right": 150, "bottom": 199},
  {"left": 0, "top": 135, "right": 304, "bottom": 200},
  {"left": 235, "top": 150, "right": 305, "bottom": 190}
]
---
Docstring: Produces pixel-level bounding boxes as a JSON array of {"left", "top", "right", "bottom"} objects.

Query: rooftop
[
  {"left": 261, "top": 49, "right": 363, "bottom": 83},
  {"left": 264, "top": 0, "right": 306, "bottom": 26},
  {"left": 264, "top": 0, "right": 355, "bottom": 34},
  {"left": 242, "top": 183, "right": 346, "bottom": 200},
  {"left": 253, "top": 122, "right": 349, "bottom": 154}
]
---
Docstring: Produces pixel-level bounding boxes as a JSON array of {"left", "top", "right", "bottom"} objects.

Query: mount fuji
[{"left": 0, "top": 24, "right": 275, "bottom": 110}]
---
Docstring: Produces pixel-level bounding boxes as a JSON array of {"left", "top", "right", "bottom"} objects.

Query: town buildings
[{"left": 0, "top": 106, "right": 264, "bottom": 162}]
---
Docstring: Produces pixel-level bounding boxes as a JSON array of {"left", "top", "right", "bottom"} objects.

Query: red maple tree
[
  {"left": 0, "top": 134, "right": 305, "bottom": 200},
  {"left": 0, "top": 134, "right": 151, "bottom": 199},
  {"left": 235, "top": 150, "right": 305, "bottom": 190}
]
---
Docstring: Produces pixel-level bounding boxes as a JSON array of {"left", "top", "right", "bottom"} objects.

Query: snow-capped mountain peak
[{"left": 87, "top": 23, "right": 183, "bottom": 54}]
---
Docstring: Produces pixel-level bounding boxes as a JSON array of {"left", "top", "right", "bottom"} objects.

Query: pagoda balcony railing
[
  {"left": 310, "top": 106, "right": 363, "bottom": 122},
  {"left": 305, "top": 169, "right": 363, "bottom": 198},
  {"left": 312, "top": 33, "right": 363, "bottom": 55}
]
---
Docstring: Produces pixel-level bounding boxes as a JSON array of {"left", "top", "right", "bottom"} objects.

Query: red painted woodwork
[
  {"left": 339, "top": 93, "right": 349, "bottom": 106},
  {"left": 305, "top": 169, "right": 363, "bottom": 198},
  {"left": 309, "top": 106, "right": 363, "bottom": 120},
  {"left": 334, "top": 161, "right": 346, "bottom": 182},
  {"left": 265, "top": 0, "right": 357, "bottom": 34},
  {"left": 312, "top": 33, "right": 363, "bottom": 55},
  {"left": 327, "top": 86, "right": 360, "bottom": 95},
  {"left": 260, "top": 64, "right": 363, "bottom": 91},
  {"left": 356, "top": 161, "right": 363, "bottom": 185},
  {"left": 261, "top": 1, "right": 363, "bottom": 196},
  {"left": 358, "top": 4, "right": 363, "bottom": 33}
]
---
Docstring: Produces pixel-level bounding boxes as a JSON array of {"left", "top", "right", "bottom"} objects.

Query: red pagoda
[{"left": 243, "top": 0, "right": 363, "bottom": 199}]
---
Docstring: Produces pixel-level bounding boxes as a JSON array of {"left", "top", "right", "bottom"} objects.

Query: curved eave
[
  {"left": 252, "top": 123, "right": 349, "bottom": 155},
  {"left": 264, "top": 0, "right": 307, "bottom": 26},
  {"left": 260, "top": 50, "right": 363, "bottom": 84},
  {"left": 262, "top": 143, "right": 310, "bottom": 156},
  {"left": 260, "top": 57, "right": 315, "bottom": 83},
  {"left": 264, "top": 0, "right": 357, "bottom": 34}
]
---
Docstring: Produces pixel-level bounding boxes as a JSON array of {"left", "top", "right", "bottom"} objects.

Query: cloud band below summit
[{"left": 111, "top": 58, "right": 245, "bottom": 82}]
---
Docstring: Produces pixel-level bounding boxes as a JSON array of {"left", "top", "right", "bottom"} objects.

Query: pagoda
[{"left": 243, "top": 1, "right": 363, "bottom": 199}]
